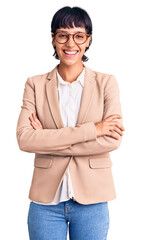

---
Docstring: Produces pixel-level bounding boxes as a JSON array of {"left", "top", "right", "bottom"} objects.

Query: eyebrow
[{"left": 56, "top": 30, "right": 85, "bottom": 34}]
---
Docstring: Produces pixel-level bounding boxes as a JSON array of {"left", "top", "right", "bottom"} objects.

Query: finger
[
  {"left": 106, "top": 131, "right": 120, "bottom": 140},
  {"left": 114, "top": 122, "right": 125, "bottom": 131},
  {"left": 107, "top": 121, "right": 125, "bottom": 131},
  {"left": 32, "top": 113, "right": 41, "bottom": 126},
  {"left": 32, "top": 113, "right": 41, "bottom": 124},
  {"left": 32, "top": 113, "right": 43, "bottom": 128},
  {"left": 35, "top": 121, "right": 42, "bottom": 129},
  {"left": 110, "top": 132, "right": 120, "bottom": 140},
  {"left": 31, "top": 120, "right": 42, "bottom": 130},
  {"left": 29, "top": 115, "right": 34, "bottom": 122},
  {"left": 111, "top": 121, "right": 125, "bottom": 131},
  {"left": 31, "top": 118, "right": 38, "bottom": 126},
  {"left": 30, "top": 122, "right": 37, "bottom": 130},
  {"left": 109, "top": 126, "right": 123, "bottom": 136},
  {"left": 37, "top": 121, "right": 43, "bottom": 129},
  {"left": 34, "top": 118, "right": 43, "bottom": 128},
  {"left": 104, "top": 114, "right": 122, "bottom": 121},
  {"left": 32, "top": 112, "right": 38, "bottom": 121}
]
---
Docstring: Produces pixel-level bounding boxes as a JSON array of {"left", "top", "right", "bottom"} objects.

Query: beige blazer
[{"left": 16, "top": 64, "right": 123, "bottom": 204}]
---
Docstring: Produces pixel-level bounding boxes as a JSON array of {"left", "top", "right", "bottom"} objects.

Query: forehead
[{"left": 56, "top": 26, "right": 86, "bottom": 33}]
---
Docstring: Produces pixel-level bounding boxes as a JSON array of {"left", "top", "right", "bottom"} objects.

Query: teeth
[{"left": 64, "top": 50, "right": 78, "bottom": 55}]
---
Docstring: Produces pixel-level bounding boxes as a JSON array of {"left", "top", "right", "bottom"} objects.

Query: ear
[
  {"left": 51, "top": 34, "right": 55, "bottom": 47},
  {"left": 86, "top": 35, "right": 92, "bottom": 47}
]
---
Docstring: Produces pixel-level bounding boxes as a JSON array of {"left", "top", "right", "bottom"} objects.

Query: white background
[{"left": 0, "top": 0, "right": 141, "bottom": 239}]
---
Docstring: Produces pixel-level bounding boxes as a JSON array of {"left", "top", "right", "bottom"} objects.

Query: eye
[
  {"left": 58, "top": 34, "right": 67, "bottom": 38},
  {"left": 75, "top": 34, "right": 85, "bottom": 39}
]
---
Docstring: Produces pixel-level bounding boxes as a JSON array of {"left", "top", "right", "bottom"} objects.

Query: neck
[{"left": 57, "top": 62, "right": 84, "bottom": 83}]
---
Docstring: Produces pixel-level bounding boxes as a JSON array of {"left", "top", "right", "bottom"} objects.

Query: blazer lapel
[
  {"left": 76, "top": 65, "right": 96, "bottom": 125},
  {"left": 46, "top": 64, "right": 96, "bottom": 129},
  {"left": 46, "top": 64, "right": 64, "bottom": 128}
]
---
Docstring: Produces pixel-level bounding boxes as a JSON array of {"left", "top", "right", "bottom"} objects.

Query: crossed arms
[{"left": 16, "top": 74, "right": 123, "bottom": 156}]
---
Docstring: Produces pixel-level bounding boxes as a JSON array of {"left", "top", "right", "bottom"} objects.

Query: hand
[
  {"left": 95, "top": 114, "right": 125, "bottom": 140},
  {"left": 29, "top": 112, "right": 43, "bottom": 130}
]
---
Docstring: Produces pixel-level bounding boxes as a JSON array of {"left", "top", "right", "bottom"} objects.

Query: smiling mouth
[{"left": 63, "top": 50, "right": 79, "bottom": 56}]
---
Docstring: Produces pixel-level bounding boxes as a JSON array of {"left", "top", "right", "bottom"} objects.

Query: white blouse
[{"left": 32, "top": 66, "right": 85, "bottom": 205}]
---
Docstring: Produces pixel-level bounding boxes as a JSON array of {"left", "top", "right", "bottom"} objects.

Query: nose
[{"left": 66, "top": 35, "right": 75, "bottom": 47}]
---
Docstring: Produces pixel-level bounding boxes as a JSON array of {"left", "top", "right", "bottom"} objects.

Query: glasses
[{"left": 53, "top": 31, "right": 90, "bottom": 45}]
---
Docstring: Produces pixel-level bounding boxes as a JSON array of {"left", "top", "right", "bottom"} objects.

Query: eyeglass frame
[{"left": 52, "top": 31, "right": 91, "bottom": 45}]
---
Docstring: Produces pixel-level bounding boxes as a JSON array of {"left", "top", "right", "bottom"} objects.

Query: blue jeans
[{"left": 27, "top": 199, "right": 110, "bottom": 240}]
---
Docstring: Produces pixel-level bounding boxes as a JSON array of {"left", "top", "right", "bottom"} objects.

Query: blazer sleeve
[
  {"left": 41, "top": 74, "right": 123, "bottom": 156},
  {"left": 16, "top": 76, "right": 97, "bottom": 154}
]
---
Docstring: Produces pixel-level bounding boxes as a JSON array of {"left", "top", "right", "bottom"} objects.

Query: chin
[{"left": 60, "top": 58, "right": 82, "bottom": 66}]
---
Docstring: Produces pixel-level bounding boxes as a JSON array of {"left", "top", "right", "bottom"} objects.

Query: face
[{"left": 51, "top": 25, "right": 92, "bottom": 66}]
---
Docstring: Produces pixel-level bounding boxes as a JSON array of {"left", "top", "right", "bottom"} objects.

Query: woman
[{"left": 16, "top": 6, "right": 125, "bottom": 240}]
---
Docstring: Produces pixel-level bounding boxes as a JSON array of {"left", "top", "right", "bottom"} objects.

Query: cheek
[
  {"left": 79, "top": 46, "right": 87, "bottom": 55},
  {"left": 55, "top": 46, "right": 62, "bottom": 56}
]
